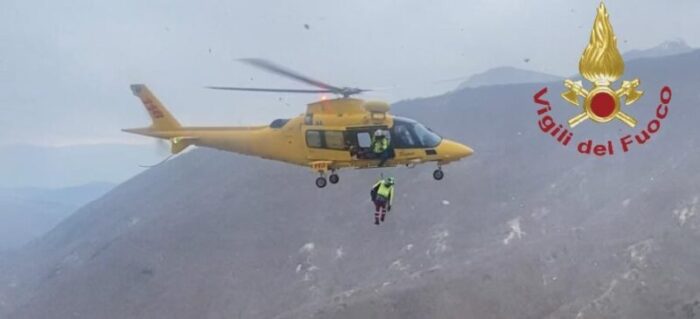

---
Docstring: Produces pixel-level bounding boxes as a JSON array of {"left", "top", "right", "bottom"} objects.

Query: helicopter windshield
[{"left": 390, "top": 118, "right": 442, "bottom": 148}]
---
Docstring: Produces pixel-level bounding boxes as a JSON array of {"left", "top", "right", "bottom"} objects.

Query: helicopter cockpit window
[
  {"left": 270, "top": 119, "right": 290, "bottom": 128},
  {"left": 393, "top": 124, "right": 417, "bottom": 147},
  {"left": 413, "top": 123, "right": 442, "bottom": 147},
  {"left": 390, "top": 118, "right": 442, "bottom": 148}
]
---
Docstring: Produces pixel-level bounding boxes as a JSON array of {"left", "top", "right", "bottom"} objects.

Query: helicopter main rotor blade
[
  {"left": 206, "top": 86, "right": 335, "bottom": 94},
  {"left": 239, "top": 58, "right": 343, "bottom": 92}
]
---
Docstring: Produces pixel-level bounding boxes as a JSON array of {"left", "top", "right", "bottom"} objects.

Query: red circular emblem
[{"left": 590, "top": 91, "right": 616, "bottom": 118}]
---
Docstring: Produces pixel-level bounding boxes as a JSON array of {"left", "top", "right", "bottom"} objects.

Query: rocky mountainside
[{"left": 1, "top": 50, "right": 699, "bottom": 319}]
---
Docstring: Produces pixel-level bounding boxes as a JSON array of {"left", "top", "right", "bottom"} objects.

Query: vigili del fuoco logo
[{"left": 533, "top": 2, "right": 672, "bottom": 156}]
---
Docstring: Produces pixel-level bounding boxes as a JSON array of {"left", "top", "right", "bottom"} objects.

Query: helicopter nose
[{"left": 438, "top": 139, "right": 474, "bottom": 160}]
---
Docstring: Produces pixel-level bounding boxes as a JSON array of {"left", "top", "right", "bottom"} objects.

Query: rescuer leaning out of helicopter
[
  {"left": 370, "top": 177, "right": 395, "bottom": 225},
  {"left": 371, "top": 130, "right": 390, "bottom": 167}
]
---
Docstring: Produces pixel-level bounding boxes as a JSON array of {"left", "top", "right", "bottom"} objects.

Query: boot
[
  {"left": 374, "top": 216, "right": 380, "bottom": 225},
  {"left": 380, "top": 212, "right": 386, "bottom": 222}
]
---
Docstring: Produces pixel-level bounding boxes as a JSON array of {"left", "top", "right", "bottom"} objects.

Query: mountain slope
[
  {"left": 1, "top": 50, "right": 699, "bottom": 319},
  {"left": 456, "top": 66, "right": 563, "bottom": 90},
  {"left": 0, "top": 183, "right": 114, "bottom": 252},
  {"left": 0, "top": 144, "right": 162, "bottom": 188},
  {"left": 624, "top": 39, "right": 694, "bottom": 61}
]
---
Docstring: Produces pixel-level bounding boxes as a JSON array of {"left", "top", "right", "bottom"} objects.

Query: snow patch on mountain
[{"left": 503, "top": 217, "right": 525, "bottom": 245}]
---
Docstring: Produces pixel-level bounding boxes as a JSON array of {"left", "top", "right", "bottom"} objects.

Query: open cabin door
[{"left": 345, "top": 126, "right": 396, "bottom": 164}]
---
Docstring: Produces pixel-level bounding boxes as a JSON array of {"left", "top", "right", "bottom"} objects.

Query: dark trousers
[
  {"left": 374, "top": 197, "right": 388, "bottom": 220},
  {"left": 376, "top": 150, "right": 390, "bottom": 167}
]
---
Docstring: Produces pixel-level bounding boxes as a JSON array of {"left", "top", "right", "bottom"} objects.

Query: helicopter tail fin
[{"left": 128, "top": 84, "right": 182, "bottom": 131}]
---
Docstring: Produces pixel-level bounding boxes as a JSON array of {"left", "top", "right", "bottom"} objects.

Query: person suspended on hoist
[{"left": 370, "top": 177, "right": 395, "bottom": 225}]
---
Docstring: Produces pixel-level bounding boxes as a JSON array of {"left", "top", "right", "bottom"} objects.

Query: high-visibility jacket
[
  {"left": 372, "top": 180, "right": 394, "bottom": 206},
  {"left": 372, "top": 137, "right": 388, "bottom": 154}
]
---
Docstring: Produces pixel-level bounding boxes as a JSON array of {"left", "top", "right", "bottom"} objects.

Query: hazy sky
[{"left": 1, "top": 0, "right": 698, "bottom": 146}]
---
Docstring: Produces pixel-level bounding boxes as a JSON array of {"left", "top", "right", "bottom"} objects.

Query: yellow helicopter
[{"left": 124, "top": 59, "right": 473, "bottom": 188}]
